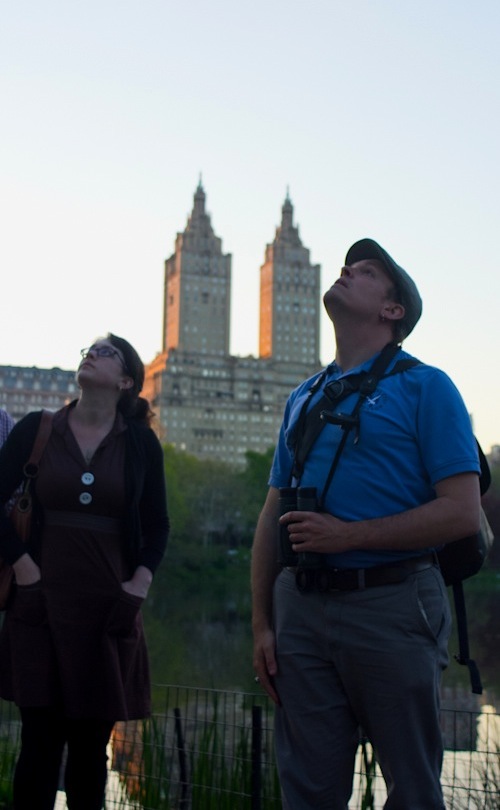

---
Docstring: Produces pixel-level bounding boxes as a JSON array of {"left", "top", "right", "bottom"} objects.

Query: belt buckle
[
  {"left": 316, "top": 569, "right": 334, "bottom": 592},
  {"left": 295, "top": 569, "right": 316, "bottom": 592},
  {"left": 356, "top": 569, "right": 366, "bottom": 589}
]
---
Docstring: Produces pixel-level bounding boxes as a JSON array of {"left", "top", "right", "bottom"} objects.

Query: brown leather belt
[{"left": 286, "top": 554, "right": 436, "bottom": 592}]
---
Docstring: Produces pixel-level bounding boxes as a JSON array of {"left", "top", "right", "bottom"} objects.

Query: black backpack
[{"left": 290, "top": 343, "right": 494, "bottom": 694}]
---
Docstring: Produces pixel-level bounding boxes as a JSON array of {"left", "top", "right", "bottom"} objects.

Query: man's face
[{"left": 323, "top": 258, "right": 398, "bottom": 322}]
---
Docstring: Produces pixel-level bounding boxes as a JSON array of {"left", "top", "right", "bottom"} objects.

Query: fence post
[
  {"left": 174, "top": 707, "right": 189, "bottom": 809},
  {"left": 251, "top": 704, "right": 262, "bottom": 810}
]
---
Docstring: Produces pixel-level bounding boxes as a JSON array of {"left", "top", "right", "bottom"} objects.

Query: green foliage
[
  {"left": 189, "top": 696, "right": 239, "bottom": 809},
  {"left": 162, "top": 443, "right": 274, "bottom": 551},
  {"left": 359, "top": 738, "right": 377, "bottom": 810},
  {"left": 112, "top": 691, "right": 283, "bottom": 810},
  {"left": 237, "top": 447, "right": 275, "bottom": 537},
  {"left": 0, "top": 748, "right": 15, "bottom": 809},
  {"left": 135, "top": 717, "right": 172, "bottom": 809},
  {"left": 0, "top": 713, "right": 19, "bottom": 810},
  {"left": 144, "top": 546, "right": 255, "bottom": 694},
  {"left": 487, "top": 454, "right": 500, "bottom": 488},
  {"left": 482, "top": 453, "right": 500, "bottom": 569},
  {"left": 113, "top": 718, "right": 172, "bottom": 809},
  {"left": 144, "top": 444, "right": 275, "bottom": 690}
]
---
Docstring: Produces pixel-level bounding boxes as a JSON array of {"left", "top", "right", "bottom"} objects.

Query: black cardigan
[{"left": 0, "top": 408, "right": 169, "bottom": 575}]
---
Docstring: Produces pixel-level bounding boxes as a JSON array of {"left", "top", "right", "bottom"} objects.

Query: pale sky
[{"left": 1, "top": 1, "right": 499, "bottom": 452}]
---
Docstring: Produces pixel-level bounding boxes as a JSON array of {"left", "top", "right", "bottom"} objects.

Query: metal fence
[{"left": 1, "top": 686, "right": 499, "bottom": 809}]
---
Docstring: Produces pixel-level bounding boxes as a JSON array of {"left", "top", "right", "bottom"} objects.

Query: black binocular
[{"left": 278, "top": 486, "right": 323, "bottom": 574}]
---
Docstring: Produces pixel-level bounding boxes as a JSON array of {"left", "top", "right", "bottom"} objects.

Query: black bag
[
  {"left": 435, "top": 444, "right": 494, "bottom": 694},
  {"left": 437, "top": 507, "right": 494, "bottom": 587},
  {"left": 0, "top": 410, "right": 53, "bottom": 610}
]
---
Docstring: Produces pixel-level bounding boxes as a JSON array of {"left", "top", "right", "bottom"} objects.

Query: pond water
[{"left": 145, "top": 562, "right": 500, "bottom": 712}]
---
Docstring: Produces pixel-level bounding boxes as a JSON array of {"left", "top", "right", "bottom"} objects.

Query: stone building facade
[
  {"left": 144, "top": 182, "right": 322, "bottom": 467},
  {"left": 0, "top": 365, "right": 77, "bottom": 422}
]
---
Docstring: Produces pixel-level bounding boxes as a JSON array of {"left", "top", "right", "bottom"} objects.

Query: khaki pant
[{"left": 273, "top": 565, "right": 451, "bottom": 810}]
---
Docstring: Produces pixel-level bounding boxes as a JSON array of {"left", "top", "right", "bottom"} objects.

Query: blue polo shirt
[{"left": 269, "top": 349, "right": 481, "bottom": 569}]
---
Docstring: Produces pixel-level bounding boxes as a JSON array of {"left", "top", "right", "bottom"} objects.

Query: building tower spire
[
  {"left": 162, "top": 183, "right": 232, "bottom": 357},
  {"left": 259, "top": 193, "right": 321, "bottom": 363},
  {"left": 281, "top": 191, "right": 293, "bottom": 231},
  {"left": 193, "top": 176, "right": 206, "bottom": 217}
]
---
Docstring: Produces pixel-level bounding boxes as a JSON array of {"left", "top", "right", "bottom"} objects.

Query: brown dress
[{"left": 0, "top": 407, "right": 150, "bottom": 721}]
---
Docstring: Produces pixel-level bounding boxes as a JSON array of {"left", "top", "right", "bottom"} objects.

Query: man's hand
[
  {"left": 280, "top": 510, "right": 348, "bottom": 554},
  {"left": 253, "top": 626, "right": 280, "bottom": 705},
  {"left": 251, "top": 487, "right": 282, "bottom": 705},
  {"left": 280, "top": 472, "right": 481, "bottom": 555}
]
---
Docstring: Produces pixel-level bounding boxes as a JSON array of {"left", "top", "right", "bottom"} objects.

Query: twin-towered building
[
  {"left": 0, "top": 182, "right": 322, "bottom": 468},
  {"left": 144, "top": 181, "right": 322, "bottom": 467}
]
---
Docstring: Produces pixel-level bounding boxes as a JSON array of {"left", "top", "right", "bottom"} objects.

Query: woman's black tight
[{"left": 14, "top": 706, "right": 114, "bottom": 810}]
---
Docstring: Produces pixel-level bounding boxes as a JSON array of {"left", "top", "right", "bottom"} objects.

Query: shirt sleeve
[{"left": 416, "top": 368, "right": 481, "bottom": 485}]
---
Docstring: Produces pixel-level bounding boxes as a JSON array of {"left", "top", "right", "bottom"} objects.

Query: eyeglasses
[
  {"left": 80, "top": 346, "right": 122, "bottom": 361},
  {"left": 80, "top": 345, "right": 130, "bottom": 375}
]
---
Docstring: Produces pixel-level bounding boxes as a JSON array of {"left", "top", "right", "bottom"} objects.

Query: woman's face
[{"left": 77, "top": 341, "right": 132, "bottom": 391}]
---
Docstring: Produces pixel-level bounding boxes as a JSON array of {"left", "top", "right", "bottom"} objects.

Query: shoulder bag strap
[{"left": 23, "top": 410, "right": 54, "bottom": 478}]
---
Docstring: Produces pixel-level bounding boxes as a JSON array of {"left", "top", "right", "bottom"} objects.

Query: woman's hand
[
  {"left": 121, "top": 565, "right": 153, "bottom": 599},
  {"left": 12, "top": 552, "right": 41, "bottom": 586}
]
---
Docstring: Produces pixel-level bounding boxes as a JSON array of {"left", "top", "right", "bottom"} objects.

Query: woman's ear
[{"left": 119, "top": 377, "right": 134, "bottom": 391}]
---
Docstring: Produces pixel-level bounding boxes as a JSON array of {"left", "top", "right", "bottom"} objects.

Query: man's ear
[{"left": 381, "top": 301, "right": 405, "bottom": 323}]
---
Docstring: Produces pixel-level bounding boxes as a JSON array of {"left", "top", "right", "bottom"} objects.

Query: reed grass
[{"left": 1, "top": 689, "right": 499, "bottom": 809}]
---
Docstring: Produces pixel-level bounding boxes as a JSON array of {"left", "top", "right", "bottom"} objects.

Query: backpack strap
[
  {"left": 451, "top": 581, "right": 483, "bottom": 694},
  {"left": 476, "top": 440, "right": 491, "bottom": 495},
  {"left": 291, "top": 344, "right": 420, "bottom": 485},
  {"left": 292, "top": 371, "right": 366, "bottom": 481}
]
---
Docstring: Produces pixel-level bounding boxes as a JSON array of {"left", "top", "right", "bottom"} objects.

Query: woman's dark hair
[{"left": 107, "top": 333, "right": 153, "bottom": 426}]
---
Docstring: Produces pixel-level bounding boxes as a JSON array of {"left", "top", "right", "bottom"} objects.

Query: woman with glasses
[{"left": 0, "top": 334, "right": 169, "bottom": 810}]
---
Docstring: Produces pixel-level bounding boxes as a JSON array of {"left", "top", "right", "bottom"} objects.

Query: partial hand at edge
[
  {"left": 12, "top": 552, "right": 41, "bottom": 586},
  {"left": 253, "top": 626, "right": 281, "bottom": 705},
  {"left": 121, "top": 564, "right": 153, "bottom": 599}
]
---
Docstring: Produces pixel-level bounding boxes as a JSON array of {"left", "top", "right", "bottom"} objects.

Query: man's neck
[{"left": 333, "top": 326, "right": 396, "bottom": 372}]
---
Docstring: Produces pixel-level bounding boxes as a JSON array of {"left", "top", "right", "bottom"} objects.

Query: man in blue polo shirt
[{"left": 251, "top": 239, "right": 481, "bottom": 809}]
